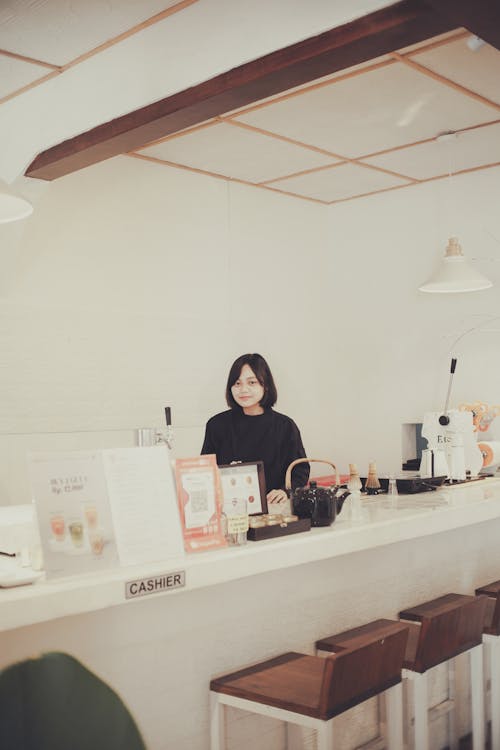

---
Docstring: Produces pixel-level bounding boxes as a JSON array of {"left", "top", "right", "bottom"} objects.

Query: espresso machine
[
  {"left": 136, "top": 406, "right": 174, "bottom": 449},
  {"left": 420, "top": 359, "right": 483, "bottom": 481}
]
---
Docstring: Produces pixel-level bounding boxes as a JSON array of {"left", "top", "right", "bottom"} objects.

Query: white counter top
[{"left": 2, "top": 477, "right": 500, "bottom": 634}]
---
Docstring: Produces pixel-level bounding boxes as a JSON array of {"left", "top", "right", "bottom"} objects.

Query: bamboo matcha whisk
[
  {"left": 347, "top": 463, "right": 362, "bottom": 492},
  {"left": 365, "top": 461, "right": 381, "bottom": 495}
]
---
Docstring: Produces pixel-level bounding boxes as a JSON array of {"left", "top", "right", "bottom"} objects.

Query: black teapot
[{"left": 286, "top": 459, "right": 350, "bottom": 527}]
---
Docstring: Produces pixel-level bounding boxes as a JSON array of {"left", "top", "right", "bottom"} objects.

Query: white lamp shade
[
  {"left": 419, "top": 237, "right": 493, "bottom": 293},
  {"left": 0, "top": 179, "right": 33, "bottom": 224}
]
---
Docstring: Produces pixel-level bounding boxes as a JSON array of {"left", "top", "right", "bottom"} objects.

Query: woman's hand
[{"left": 266, "top": 489, "right": 288, "bottom": 505}]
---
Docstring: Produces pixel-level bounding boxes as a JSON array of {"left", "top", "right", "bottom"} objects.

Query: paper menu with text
[
  {"left": 174, "top": 455, "right": 227, "bottom": 552},
  {"left": 102, "top": 446, "right": 184, "bottom": 565},
  {"left": 29, "top": 450, "right": 120, "bottom": 578}
]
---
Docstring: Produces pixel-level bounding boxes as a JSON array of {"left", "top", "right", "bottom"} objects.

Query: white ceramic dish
[{"left": 0, "top": 557, "right": 43, "bottom": 588}]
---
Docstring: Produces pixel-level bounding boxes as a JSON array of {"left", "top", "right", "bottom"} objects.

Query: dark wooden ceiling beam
[
  {"left": 25, "top": 0, "right": 463, "bottom": 181},
  {"left": 425, "top": 0, "right": 500, "bottom": 50}
]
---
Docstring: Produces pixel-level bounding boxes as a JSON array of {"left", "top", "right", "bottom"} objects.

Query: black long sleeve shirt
[{"left": 201, "top": 408, "right": 309, "bottom": 492}]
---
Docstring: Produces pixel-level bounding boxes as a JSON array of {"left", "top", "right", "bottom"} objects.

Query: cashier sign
[{"left": 125, "top": 570, "right": 185, "bottom": 599}]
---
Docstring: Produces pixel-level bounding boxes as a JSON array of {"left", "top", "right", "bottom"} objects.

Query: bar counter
[
  {"left": 3, "top": 477, "right": 500, "bottom": 633},
  {"left": 2, "top": 477, "right": 500, "bottom": 749}
]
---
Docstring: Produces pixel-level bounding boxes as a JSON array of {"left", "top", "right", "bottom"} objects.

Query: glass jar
[{"left": 222, "top": 498, "right": 249, "bottom": 545}]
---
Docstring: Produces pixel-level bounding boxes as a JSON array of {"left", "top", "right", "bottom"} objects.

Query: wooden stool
[
  {"left": 475, "top": 579, "right": 500, "bottom": 750},
  {"left": 399, "top": 593, "right": 488, "bottom": 750},
  {"left": 210, "top": 620, "right": 409, "bottom": 750},
  {"left": 315, "top": 618, "right": 410, "bottom": 748}
]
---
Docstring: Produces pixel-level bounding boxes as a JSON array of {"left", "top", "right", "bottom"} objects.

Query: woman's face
[{"left": 231, "top": 364, "right": 265, "bottom": 415}]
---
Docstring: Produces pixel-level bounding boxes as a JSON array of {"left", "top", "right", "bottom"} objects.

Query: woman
[{"left": 201, "top": 353, "right": 309, "bottom": 504}]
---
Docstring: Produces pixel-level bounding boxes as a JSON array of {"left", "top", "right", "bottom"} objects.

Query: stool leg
[
  {"left": 286, "top": 723, "right": 309, "bottom": 750},
  {"left": 489, "top": 636, "right": 500, "bottom": 750},
  {"left": 317, "top": 718, "right": 334, "bottom": 750},
  {"left": 447, "top": 657, "right": 459, "bottom": 750},
  {"left": 385, "top": 682, "right": 403, "bottom": 750},
  {"left": 210, "top": 692, "right": 224, "bottom": 750},
  {"left": 412, "top": 671, "right": 429, "bottom": 750},
  {"left": 470, "top": 644, "right": 485, "bottom": 750}
]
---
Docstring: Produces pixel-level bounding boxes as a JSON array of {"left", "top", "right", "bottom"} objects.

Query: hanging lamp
[
  {"left": 0, "top": 179, "right": 33, "bottom": 224},
  {"left": 419, "top": 131, "right": 493, "bottom": 294},
  {"left": 419, "top": 236, "right": 493, "bottom": 293}
]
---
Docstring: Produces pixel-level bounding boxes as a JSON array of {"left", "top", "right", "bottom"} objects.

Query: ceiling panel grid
[
  {"left": 131, "top": 30, "right": 500, "bottom": 204},
  {"left": 1, "top": 1, "right": 499, "bottom": 204}
]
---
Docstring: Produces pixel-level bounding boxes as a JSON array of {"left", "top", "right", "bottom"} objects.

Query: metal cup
[{"left": 136, "top": 428, "right": 156, "bottom": 447}]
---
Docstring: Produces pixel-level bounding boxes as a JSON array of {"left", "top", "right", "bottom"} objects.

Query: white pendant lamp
[
  {"left": 0, "top": 179, "right": 33, "bottom": 224},
  {"left": 419, "top": 236, "right": 493, "bottom": 293},
  {"left": 419, "top": 130, "right": 493, "bottom": 294}
]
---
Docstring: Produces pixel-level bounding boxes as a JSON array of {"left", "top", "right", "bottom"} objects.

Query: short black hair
[{"left": 225, "top": 353, "right": 277, "bottom": 410}]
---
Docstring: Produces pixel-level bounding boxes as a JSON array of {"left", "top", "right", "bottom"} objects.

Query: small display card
[
  {"left": 174, "top": 455, "right": 226, "bottom": 553},
  {"left": 219, "top": 461, "right": 267, "bottom": 515}
]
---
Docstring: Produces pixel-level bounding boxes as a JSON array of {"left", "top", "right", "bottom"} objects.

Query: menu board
[
  {"left": 174, "top": 455, "right": 227, "bottom": 553},
  {"left": 102, "top": 447, "right": 184, "bottom": 566},
  {"left": 29, "top": 450, "right": 119, "bottom": 578},
  {"left": 30, "top": 447, "right": 185, "bottom": 578}
]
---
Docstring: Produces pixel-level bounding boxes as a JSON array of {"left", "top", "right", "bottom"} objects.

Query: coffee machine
[
  {"left": 136, "top": 406, "right": 174, "bottom": 450},
  {"left": 420, "top": 359, "right": 483, "bottom": 480},
  {"left": 421, "top": 409, "right": 483, "bottom": 480}
]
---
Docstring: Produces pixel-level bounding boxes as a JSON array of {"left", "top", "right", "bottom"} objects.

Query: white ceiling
[
  {"left": 1, "top": 1, "right": 499, "bottom": 204},
  {"left": 135, "top": 30, "right": 500, "bottom": 204},
  {"left": 0, "top": 0, "right": 183, "bottom": 66}
]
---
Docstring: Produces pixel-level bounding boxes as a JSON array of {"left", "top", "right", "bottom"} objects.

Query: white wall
[
  {"left": 1, "top": 156, "right": 499, "bottom": 503},
  {"left": 0, "top": 154, "right": 329, "bottom": 503},
  {"left": 323, "top": 166, "right": 500, "bottom": 472}
]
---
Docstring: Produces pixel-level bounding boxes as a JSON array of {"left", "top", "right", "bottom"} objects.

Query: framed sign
[{"left": 219, "top": 461, "right": 268, "bottom": 515}]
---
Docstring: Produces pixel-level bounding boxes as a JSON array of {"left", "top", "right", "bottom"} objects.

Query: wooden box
[{"left": 247, "top": 518, "right": 311, "bottom": 541}]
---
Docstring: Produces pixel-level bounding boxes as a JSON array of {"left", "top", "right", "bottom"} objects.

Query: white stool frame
[
  {"left": 484, "top": 633, "right": 500, "bottom": 750},
  {"left": 210, "top": 682, "right": 404, "bottom": 750},
  {"left": 403, "top": 643, "right": 484, "bottom": 750}
]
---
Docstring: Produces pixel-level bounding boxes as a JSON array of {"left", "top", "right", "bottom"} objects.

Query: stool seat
[
  {"left": 476, "top": 580, "right": 500, "bottom": 597},
  {"left": 212, "top": 619, "right": 408, "bottom": 721},
  {"left": 316, "top": 617, "right": 408, "bottom": 656},
  {"left": 210, "top": 620, "right": 409, "bottom": 749},
  {"left": 399, "top": 593, "right": 488, "bottom": 750},
  {"left": 476, "top": 579, "right": 500, "bottom": 635},
  {"left": 475, "top": 580, "right": 500, "bottom": 750},
  {"left": 400, "top": 592, "right": 472, "bottom": 620},
  {"left": 211, "top": 652, "right": 326, "bottom": 719},
  {"left": 400, "top": 592, "right": 488, "bottom": 672}
]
